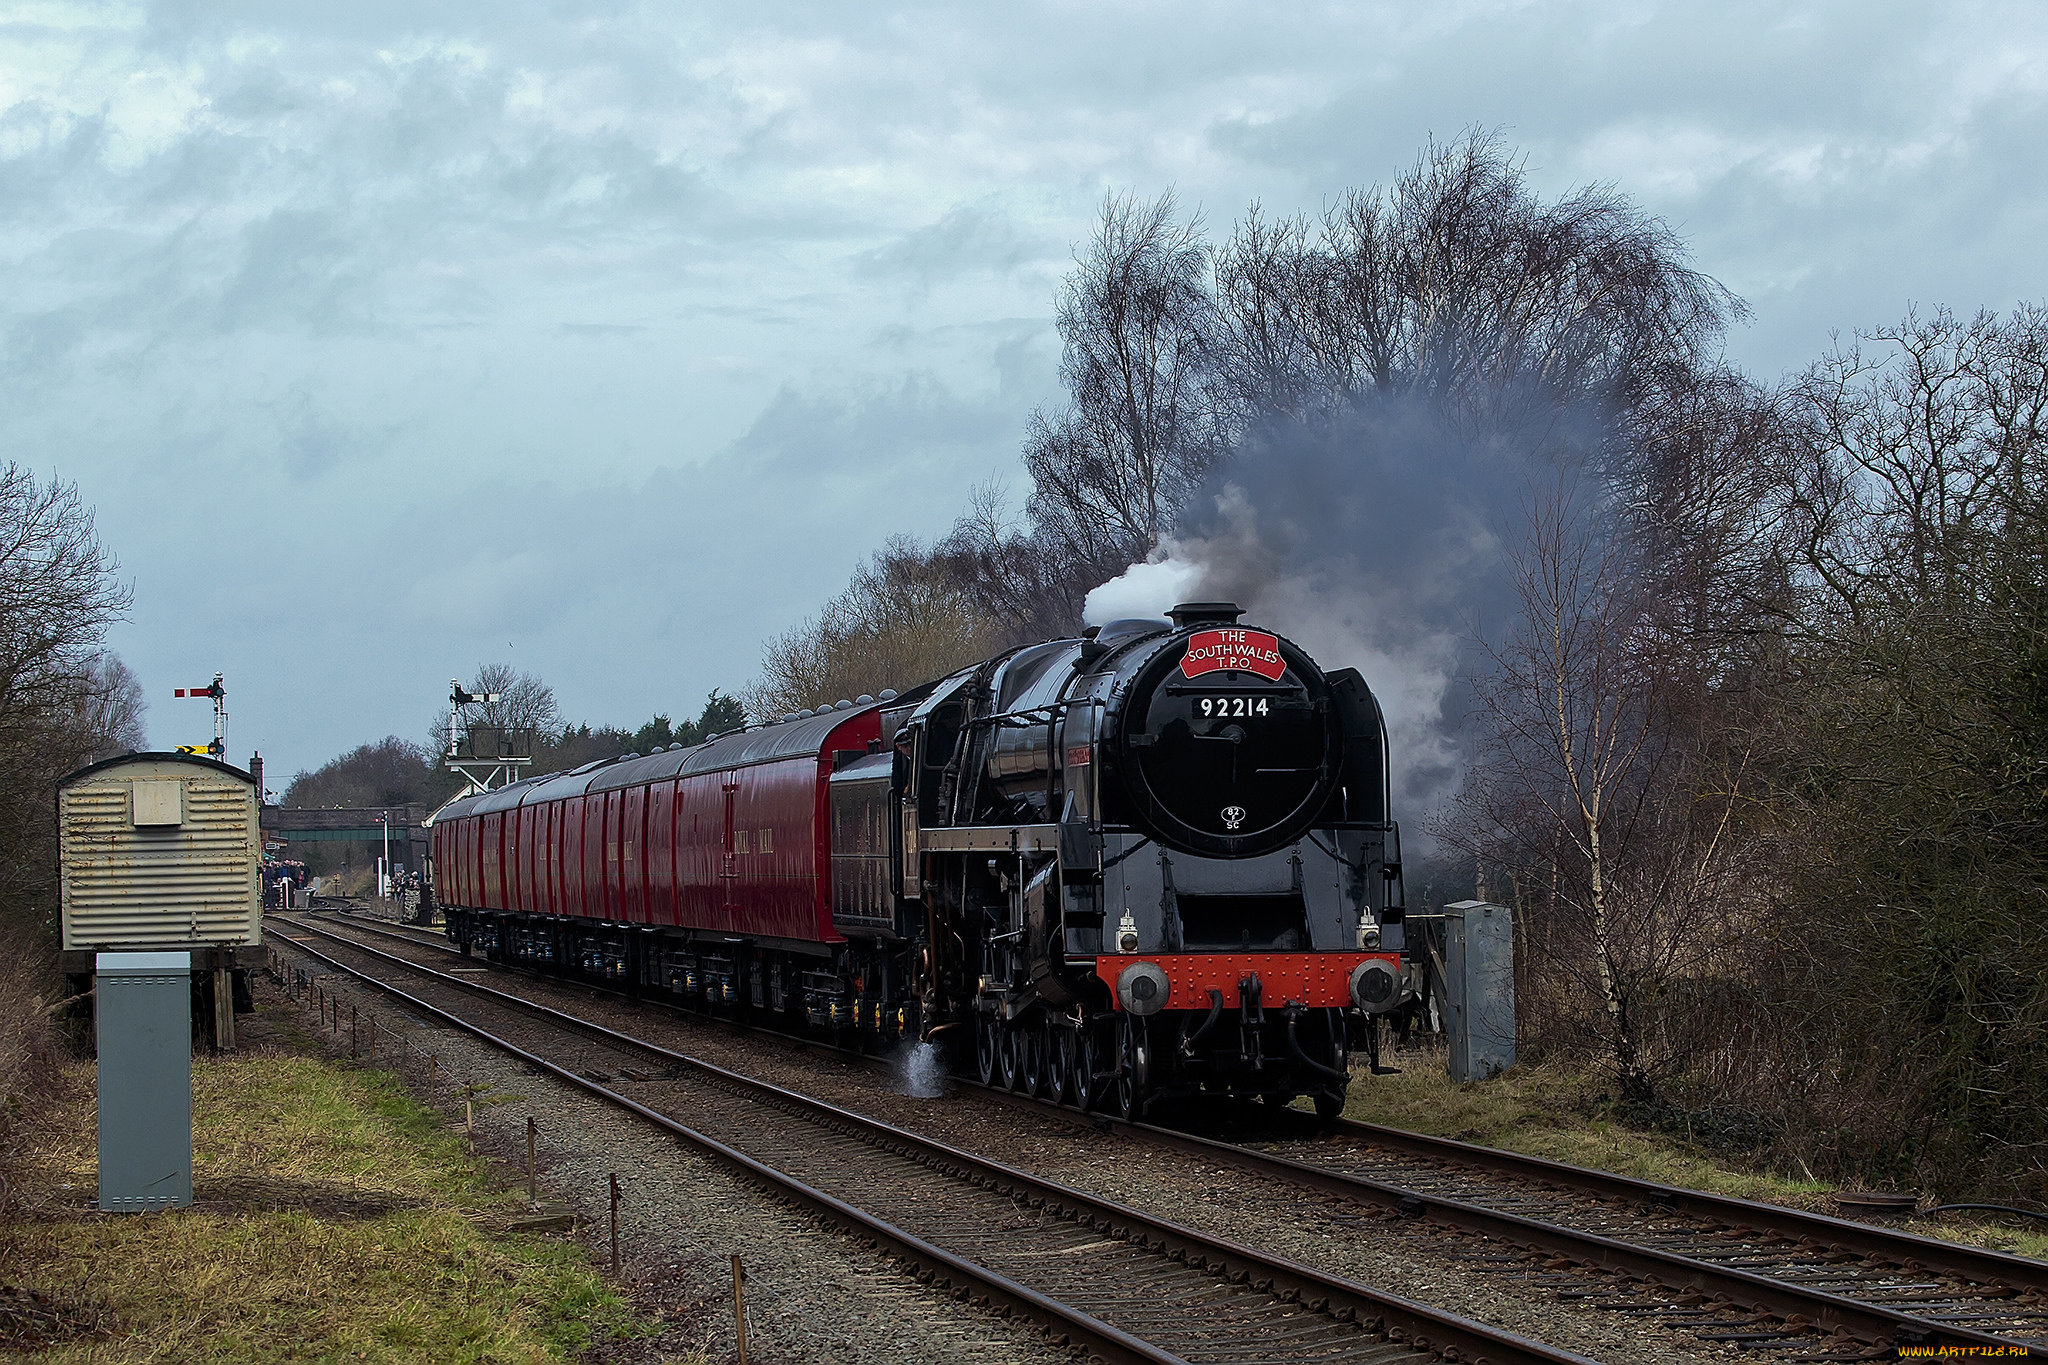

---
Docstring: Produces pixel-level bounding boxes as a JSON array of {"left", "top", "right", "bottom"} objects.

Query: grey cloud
[
  {"left": 0, "top": 105, "right": 109, "bottom": 223},
  {"left": 6, "top": 0, "right": 2043, "bottom": 783},
  {"left": 854, "top": 202, "right": 1048, "bottom": 286},
  {"left": 269, "top": 385, "right": 399, "bottom": 481},
  {"left": 3, "top": 309, "right": 87, "bottom": 382},
  {"left": 216, "top": 208, "right": 372, "bottom": 334},
  {"left": 731, "top": 370, "right": 1018, "bottom": 480}
]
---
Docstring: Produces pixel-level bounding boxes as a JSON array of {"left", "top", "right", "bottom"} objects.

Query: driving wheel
[
  {"left": 996, "top": 1022, "right": 1020, "bottom": 1091},
  {"left": 1043, "top": 1018, "right": 1070, "bottom": 1107}
]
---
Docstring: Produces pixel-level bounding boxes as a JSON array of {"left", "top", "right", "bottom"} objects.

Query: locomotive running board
[{"left": 920, "top": 823, "right": 1060, "bottom": 854}]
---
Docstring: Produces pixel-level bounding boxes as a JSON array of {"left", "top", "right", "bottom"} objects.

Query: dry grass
[
  {"left": 0, "top": 931, "right": 63, "bottom": 1141},
  {"left": 0, "top": 1051, "right": 637, "bottom": 1363},
  {"left": 1335, "top": 1041, "right": 2048, "bottom": 1261}
]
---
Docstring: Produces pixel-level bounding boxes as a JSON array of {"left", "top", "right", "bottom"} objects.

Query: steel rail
[
  {"left": 969, "top": 1083, "right": 2035, "bottom": 1354},
  {"left": 275, "top": 918, "right": 1596, "bottom": 1365},
  {"left": 304, "top": 909, "right": 2046, "bottom": 1353},
  {"left": 276, "top": 928, "right": 1180, "bottom": 1365},
  {"left": 1318, "top": 1115, "right": 2048, "bottom": 1293}
]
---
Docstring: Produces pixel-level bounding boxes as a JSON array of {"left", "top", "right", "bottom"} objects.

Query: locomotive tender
[{"left": 431, "top": 602, "right": 1409, "bottom": 1118}]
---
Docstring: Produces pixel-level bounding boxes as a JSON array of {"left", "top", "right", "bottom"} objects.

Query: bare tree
[
  {"left": 0, "top": 466, "right": 132, "bottom": 750},
  {"left": 286, "top": 737, "right": 439, "bottom": 808},
  {"left": 430, "top": 662, "right": 560, "bottom": 757},
  {"left": 1447, "top": 471, "right": 1752, "bottom": 1103},
  {"left": 1026, "top": 190, "right": 1224, "bottom": 578},
  {"left": 930, "top": 479, "right": 1088, "bottom": 643},
  {"left": 69, "top": 651, "right": 148, "bottom": 757},
  {"left": 1754, "top": 304, "right": 2048, "bottom": 1194},
  {"left": 468, "top": 662, "right": 558, "bottom": 733},
  {"left": 0, "top": 465, "right": 132, "bottom": 946},
  {"left": 1212, "top": 131, "right": 1742, "bottom": 460},
  {"left": 1780, "top": 304, "right": 2048, "bottom": 634},
  {"left": 746, "top": 536, "right": 1009, "bottom": 718}
]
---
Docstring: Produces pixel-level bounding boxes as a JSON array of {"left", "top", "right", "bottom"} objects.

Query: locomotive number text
[{"left": 1199, "top": 696, "right": 1270, "bottom": 717}]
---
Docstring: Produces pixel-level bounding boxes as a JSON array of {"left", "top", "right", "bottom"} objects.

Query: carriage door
[{"left": 721, "top": 781, "right": 739, "bottom": 881}]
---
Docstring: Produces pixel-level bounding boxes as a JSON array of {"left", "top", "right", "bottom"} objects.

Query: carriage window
[{"left": 758, "top": 828, "right": 773, "bottom": 854}]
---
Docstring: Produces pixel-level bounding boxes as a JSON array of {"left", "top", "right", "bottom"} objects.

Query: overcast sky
[{"left": 4, "top": 0, "right": 2043, "bottom": 784}]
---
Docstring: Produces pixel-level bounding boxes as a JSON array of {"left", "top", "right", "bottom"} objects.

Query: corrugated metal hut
[{"left": 57, "top": 752, "right": 263, "bottom": 1046}]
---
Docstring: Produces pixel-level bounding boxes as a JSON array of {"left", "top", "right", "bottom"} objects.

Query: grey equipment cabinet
[
  {"left": 1442, "top": 900, "right": 1516, "bottom": 1082},
  {"left": 96, "top": 951, "right": 194, "bottom": 1212}
]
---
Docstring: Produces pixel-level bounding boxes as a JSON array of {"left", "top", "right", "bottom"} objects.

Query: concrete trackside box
[{"left": 58, "top": 753, "right": 262, "bottom": 952}]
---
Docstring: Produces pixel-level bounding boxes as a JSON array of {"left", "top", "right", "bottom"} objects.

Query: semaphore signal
[
  {"left": 174, "top": 672, "right": 227, "bottom": 759},
  {"left": 442, "top": 678, "right": 525, "bottom": 796}
]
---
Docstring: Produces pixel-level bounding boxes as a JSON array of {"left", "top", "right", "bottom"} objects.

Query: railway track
[
  {"left": 296, "top": 908, "right": 2048, "bottom": 1358},
  {"left": 271, "top": 914, "right": 1595, "bottom": 1365},
  {"left": 1055, "top": 1101, "right": 2048, "bottom": 1356}
]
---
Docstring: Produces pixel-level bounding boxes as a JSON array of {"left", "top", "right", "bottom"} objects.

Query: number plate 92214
[{"left": 1198, "top": 696, "right": 1269, "bottom": 718}]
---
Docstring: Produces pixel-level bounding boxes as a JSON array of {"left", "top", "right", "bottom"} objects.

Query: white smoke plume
[
  {"left": 1083, "top": 555, "right": 1205, "bottom": 624},
  {"left": 1084, "top": 398, "right": 1573, "bottom": 829}
]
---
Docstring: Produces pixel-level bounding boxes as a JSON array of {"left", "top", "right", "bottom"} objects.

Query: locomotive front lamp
[{"left": 1116, "top": 911, "right": 1140, "bottom": 953}]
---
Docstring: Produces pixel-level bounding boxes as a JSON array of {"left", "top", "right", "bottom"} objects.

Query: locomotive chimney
[{"left": 1167, "top": 602, "right": 1245, "bottom": 628}]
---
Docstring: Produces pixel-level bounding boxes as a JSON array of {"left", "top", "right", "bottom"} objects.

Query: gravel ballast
[
  {"left": 281, "top": 917, "right": 1780, "bottom": 1364},
  {"left": 267, "top": 956, "right": 1081, "bottom": 1365}
]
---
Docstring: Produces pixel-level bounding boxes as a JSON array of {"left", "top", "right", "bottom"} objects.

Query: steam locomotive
[{"left": 430, "top": 602, "right": 1410, "bottom": 1118}]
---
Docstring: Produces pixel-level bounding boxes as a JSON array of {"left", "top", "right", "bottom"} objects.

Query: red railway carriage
[{"left": 431, "top": 706, "right": 886, "bottom": 1012}]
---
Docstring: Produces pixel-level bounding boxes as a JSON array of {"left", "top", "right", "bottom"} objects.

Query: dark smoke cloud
[{"left": 1087, "top": 396, "right": 1595, "bottom": 826}]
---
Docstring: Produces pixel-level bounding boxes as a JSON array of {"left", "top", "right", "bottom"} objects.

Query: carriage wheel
[
  {"left": 975, "top": 1013, "right": 999, "bottom": 1086},
  {"left": 1043, "top": 1019, "right": 1070, "bottom": 1107}
]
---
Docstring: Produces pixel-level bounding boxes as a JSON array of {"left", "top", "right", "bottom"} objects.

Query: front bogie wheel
[{"left": 1114, "top": 1012, "right": 1151, "bottom": 1121}]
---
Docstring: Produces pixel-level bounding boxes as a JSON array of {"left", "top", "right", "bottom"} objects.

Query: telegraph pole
[{"left": 374, "top": 812, "right": 391, "bottom": 898}]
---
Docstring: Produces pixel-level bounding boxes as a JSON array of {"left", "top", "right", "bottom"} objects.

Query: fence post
[
  {"left": 609, "top": 1174, "right": 621, "bottom": 1272},
  {"left": 527, "top": 1118, "right": 537, "bottom": 1206},
  {"left": 731, "top": 1253, "right": 748, "bottom": 1364}
]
